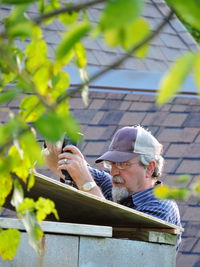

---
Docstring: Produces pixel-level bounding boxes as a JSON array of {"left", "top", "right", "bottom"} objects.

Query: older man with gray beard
[{"left": 45, "top": 125, "right": 182, "bottom": 249}]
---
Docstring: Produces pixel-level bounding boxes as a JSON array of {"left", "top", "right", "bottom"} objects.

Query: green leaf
[
  {"left": 157, "top": 52, "right": 196, "bottom": 105},
  {"left": 38, "top": 0, "right": 45, "bottom": 13},
  {"left": 34, "top": 112, "right": 68, "bottom": 142},
  {"left": 35, "top": 197, "right": 59, "bottom": 221},
  {"left": 0, "top": 173, "right": 13, "bottom": 206},
  {"left": 52, "top": 72, "right": 70, "bottom": 91},
  {"left": 7, "top": 21, "right": 34, "bottom": 39},
  {"left": 104, "top": 28, "right": 121, "bottom": 47},
  {"left": 39, "top": 0, "right": 60, "bottom": 24},
  {"left": 74, "top": 42, "right": 87, "bottom": 69},
  {"left": 25, "top": 40, "right": 47, "bottom": 73},
  {"left": 50, "top": 104, "right": 81, "bottom": 143},
  {"left": 121, "top": 18, "right": 150, "bottom": 57},
  {"left": 11, "top": 179, "right": 24, "bottom": 208},
  {"left": 19, "top": 131, "right": 44, "bottom": 166},
  {"left": 9, "top": 144, "right": 35, "bottom": 182},
  {"left": 54, "top": 49, "right": 75, "bottom": 72},
  {"left": 32, "top": 25, "right": 43, "bottom": 40},
  {"left": 0, "top": 118, "right": 25, "bottom": 147},
  {"left": 0, "top": 157, "right": 12, "bottom": 174},
  {"left": 0, "top": 88, "right": 20, "bottom": 104},
  {"left": 167, "top": 0, "right": 200, "bottom": 30},
  {"left": 5, "top": 5, "right": 34, "bottom": 38},
  {"left": 63, "top": 113, "right": 81, "bottom": 143},
  {"left": 190, "top": 176, "right": 200, "bottom": 198},
  {"left": 170, "top": 188, "right": 189, "bottom": 200},
  {"left": 59, "top": 4, "right": 78, "bottom": 25},
  {"left": 33, "top": 65, "right": 50, "bottom": 95},
  {"left": 51, "top": 71, "right": 70, "bottom": 100},
  {"left": 154, "top": 185, "right": 170, "bottom": 199},
  {"left": 176, "top": 175, "right": 191, "bottom": 184},
  {"left": 17, "top": 198, "right": 35, "bottom": 214},
  {"left": 194, "top": 184, "right": 200, "bottom": 197},
  {"left": 154, "top": 184, "right": 190, "bottom": 200},
  {"left": 194, "top": 52, "right": 200, "bottom": 91},
  {"left": 0, "top": 229, "right": 20, "bottom": 261},
  {"left": 27, "top": 173, "right": 35, "bottom": 191},
  {"left": 0, "top": 72, "right": 16, "bottom": 87},
  {"left": 171, "top": 188, "right": 189, "bottom": 200},
  {"left": 19, "top": 95, "right": 45, "bottom": 122},
  {"left": 100, "top": 0, "right": 144, "bottom": 30},
  {"left": 56, "top": 21, "right": 90, "bottom": 61},
  {"left": 5, "top": 3, "right": 28, "bottom": 23},
  {"left": 21, "top": 211, "right": 43, "bottom": 253}
]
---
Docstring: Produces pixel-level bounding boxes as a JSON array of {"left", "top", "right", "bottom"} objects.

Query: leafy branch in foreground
[
  {"left": 0, "top": 8, "right": 175, "bottom": 154},
  {"left": 154, "top": 175, "right": 200, "bottom": 201},
  {"left": 34, "top": 0, "right": 106, "bottom": 24},
  {"left": 57, "top": 10, "right": 174, "bottom": 103},
  {"left": 0, "top": 0, "right": 149, "bottom": 259},
  {"left": 0, "top": 0, "right": 200, "bottom": 261}
]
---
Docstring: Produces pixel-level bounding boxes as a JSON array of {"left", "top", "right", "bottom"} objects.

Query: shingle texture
[
  {"left": 0, "top": 0, "right": 198, "bottom": 72},
  {"left": 0, "top": 0, "right": 200, "bottom": 266},
  {"left": 69, "top": 92, "right": 200, "bottom": 267}
]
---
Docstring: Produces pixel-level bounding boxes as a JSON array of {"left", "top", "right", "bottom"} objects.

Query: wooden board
[
  {"left": 4, "top": 172, "right": 183, "bottom": 234},
  {"left": 0, "top": 218, "right": 112, "bottom": 238}
]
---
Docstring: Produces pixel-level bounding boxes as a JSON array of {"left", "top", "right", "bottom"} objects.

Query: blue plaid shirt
[{"left": 89, "top": 167, "right": 182, "bottom": 249}]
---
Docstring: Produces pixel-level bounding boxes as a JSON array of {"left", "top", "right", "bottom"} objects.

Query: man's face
[
  {"left": 110, "top": 157, "right": 151, "bottom": 202},
  {"left": 111, "top": 176, "right": 129, "bottom": 203}
]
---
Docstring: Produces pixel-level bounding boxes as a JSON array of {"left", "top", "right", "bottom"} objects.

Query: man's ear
[{"left": 146, "top": 161, "right": 156, "bottom": 178}]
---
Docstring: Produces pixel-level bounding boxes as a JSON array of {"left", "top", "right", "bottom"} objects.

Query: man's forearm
[{"left": 73, "top": 169, "right": 105, "bottom": 198}]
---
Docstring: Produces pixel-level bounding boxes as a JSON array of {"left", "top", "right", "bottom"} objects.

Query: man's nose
[{"left": 110, "top": 165, "right": 120, "bottom": 177}]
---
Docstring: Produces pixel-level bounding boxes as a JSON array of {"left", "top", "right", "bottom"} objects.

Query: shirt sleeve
[
  {"left": 135, "top": 200, "right": 181, "bottom": 226},
  {"left": 89, "top": 167, "right": 112, "bottom": 200}
]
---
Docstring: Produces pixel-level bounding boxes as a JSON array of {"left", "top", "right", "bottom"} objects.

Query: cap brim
[{"left": 95, "top": 150, "right": 139, "bottom": 163}]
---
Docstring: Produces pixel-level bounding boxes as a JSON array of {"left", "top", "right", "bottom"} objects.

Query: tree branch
[
  {"left": 0, "top": 10, "right": 174, "bottom": 153},
  {"left": 34, "top": 0, "right": 106, "bottom": 24},
  {"left": 57, "top": 10, "right": 174, "bottom": 103},
  {"left": 0, "top": 0, "right": 106, "bottom": 38}
]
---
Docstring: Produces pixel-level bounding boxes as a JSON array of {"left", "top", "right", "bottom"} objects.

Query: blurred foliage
[
  {"left": 164, "top": 0, "right": 200, "bottom": 43},
  {"left": 154, "top": 175, "right": 200, "bottom": 201},
  {"left": 166, "top": 0, "right": 200, "bottom": 30},
  {"left": 154, "top": 185, "right": 190, "bottom": 201},
  {"left": 157, "top": 52, "right": 196, "bottom": 104},
  {"left": 0, "top": 228, "right": 20, "bottom": 261},
  {"left": 0, "top": 0, "right": 199, "bottom": 261},
  {"left": 181, "top": 20, "right": 200, "bottom": 44}
]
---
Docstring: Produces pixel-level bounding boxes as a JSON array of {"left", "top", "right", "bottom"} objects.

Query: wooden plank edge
[
  {"left": 0, "top": 218, "right": 112, "bottom": 238},
  {"left": 34, "top": 172, "right": 184, "bottom": 232},
  {"left": 113, "top": 227, "right": 181, "bottom": 235},
  {"left": 113, "top": 227, "right": 178, "bottom": 245}
]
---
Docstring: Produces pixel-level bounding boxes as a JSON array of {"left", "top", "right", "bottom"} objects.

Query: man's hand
[{"left": 58, "top": 146, "right": 105, "bottom": 198}]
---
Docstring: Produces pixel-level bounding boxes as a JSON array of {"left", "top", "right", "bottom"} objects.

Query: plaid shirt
[{"left": 90, "top": 167, "right": 182, "bottom": 249}]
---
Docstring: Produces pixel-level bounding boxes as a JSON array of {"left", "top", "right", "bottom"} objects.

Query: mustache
[{"left": 112, "top": 176, "right": 125, "bottom": 184}]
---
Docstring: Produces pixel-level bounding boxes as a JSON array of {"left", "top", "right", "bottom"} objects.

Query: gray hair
[{"left": 139, "top": 154, "right": 164, "bottom": 178}]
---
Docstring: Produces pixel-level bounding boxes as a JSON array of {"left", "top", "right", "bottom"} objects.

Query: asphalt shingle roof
[{"left": 0, "top": 0, "right": 200, "bottom": 266}]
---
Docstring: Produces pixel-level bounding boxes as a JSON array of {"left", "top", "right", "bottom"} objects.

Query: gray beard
[{"left": 112, "top": 186, "right": 129, "bottom": 203}]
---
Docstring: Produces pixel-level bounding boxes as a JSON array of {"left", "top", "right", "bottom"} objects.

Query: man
[{"left": 45, "top": 125, "right": 182, "bottom": 247}]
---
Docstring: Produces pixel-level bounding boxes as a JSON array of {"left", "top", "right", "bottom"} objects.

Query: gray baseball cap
[{"left": 95, "top": 125, "right": 162, "bottom": 163}]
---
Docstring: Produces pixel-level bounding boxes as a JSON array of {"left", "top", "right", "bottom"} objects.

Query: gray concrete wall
[
  {"left": 0, "top": 219, "right": 176, "bottom": 267},
  {"left": 0, "top": 232, "right": 176, "bottom": 267}
]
